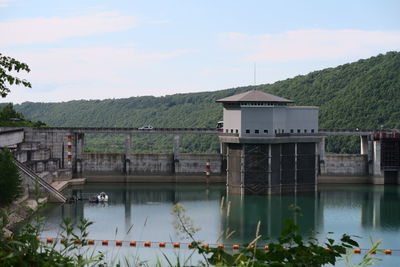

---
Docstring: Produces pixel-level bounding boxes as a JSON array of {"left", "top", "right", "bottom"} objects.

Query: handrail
[{"left": 14, "top": 159, "right": 66, "bottom": 202}]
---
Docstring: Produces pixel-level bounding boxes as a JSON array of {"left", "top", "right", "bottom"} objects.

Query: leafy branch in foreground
[{"left": 0, "top": 53, "right": 31, "bottom": 98}]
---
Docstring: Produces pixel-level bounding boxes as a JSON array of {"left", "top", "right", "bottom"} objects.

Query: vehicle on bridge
[
  {"left": 138, "top": 125, "right": 153, "bottom": 130},
  {"left": 217, "top": 121, "right": 223, "bottom": 132}
]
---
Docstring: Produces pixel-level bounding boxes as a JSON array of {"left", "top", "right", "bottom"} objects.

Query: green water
[{"left": 36, "top": 183, "right": 400, "bottom": 266}]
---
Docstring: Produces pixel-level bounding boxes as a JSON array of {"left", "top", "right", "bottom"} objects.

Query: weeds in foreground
[
  {"left": 1, "top": 211, "right": 105, "bottom": 266},
  {"left": 168, "top": 202, "right": 384, "bottom": 267},
  {"left": 343, "top": 238, "right": 383, "bottom": 267}
]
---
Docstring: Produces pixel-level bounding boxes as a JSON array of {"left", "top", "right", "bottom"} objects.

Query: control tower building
[{"left": 217, "top": 90, "right": 322, "bottom": 194}]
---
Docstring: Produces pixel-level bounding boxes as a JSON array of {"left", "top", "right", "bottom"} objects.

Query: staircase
[{"left": 14, "top": 159, "right": 67, "bottom": 203}]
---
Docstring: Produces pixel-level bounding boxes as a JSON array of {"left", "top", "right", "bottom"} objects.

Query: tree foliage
[
  {"left": 0, "top": 103, "right": 46, "bottom": 127},
  {"left": 13, "top": 51, "right": 400, "bottom": 154},
  {"left": 0, "top": 53, "right": 31, "bottom": 98},
  {"left": 0, "top": 148, "right": 22, "bottom": 205}
]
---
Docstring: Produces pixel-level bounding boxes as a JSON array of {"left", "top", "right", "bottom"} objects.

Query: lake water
[{"left": 36, "top": 182, "right": 400, "bottom": 266}]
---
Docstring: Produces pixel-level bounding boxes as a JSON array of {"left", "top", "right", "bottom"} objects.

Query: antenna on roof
[{"left": 253, "top": 62, "right": 257, "bottom": 86}]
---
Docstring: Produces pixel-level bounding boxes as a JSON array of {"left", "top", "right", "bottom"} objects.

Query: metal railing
[{"left": 14, "top": 159, "right": 66, "bottom": 203}]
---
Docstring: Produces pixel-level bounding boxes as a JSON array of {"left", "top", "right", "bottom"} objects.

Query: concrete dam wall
[
  {"left": 322, "top": 154, "right": 368, "bottom": 176},
  {"left": 81, "top": 153, "right": 223, "bottom": 176}
]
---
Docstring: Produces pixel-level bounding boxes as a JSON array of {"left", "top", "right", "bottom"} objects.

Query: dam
[{"left": 1, "top": 90, "right": 400, "bottom": 200}]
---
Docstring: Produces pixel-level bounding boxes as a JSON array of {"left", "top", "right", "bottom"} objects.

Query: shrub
[{"left": 0, "top": 148, "right": 22, "bottom": 205}]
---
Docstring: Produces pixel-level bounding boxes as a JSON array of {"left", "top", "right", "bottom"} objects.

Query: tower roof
[{"left": 216, "top": 90, "right": 293, "bottom": 103}]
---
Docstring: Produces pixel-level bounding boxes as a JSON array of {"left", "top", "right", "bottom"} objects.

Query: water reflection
[
  {"left": 37, "top": 183, "right": 400, "bottom": 252},
  {"left": 220, "top": 192, "right": 319, "bottom": 244}
]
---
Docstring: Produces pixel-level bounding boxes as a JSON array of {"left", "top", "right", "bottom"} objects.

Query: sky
[{"left": 1, "top": 0, "right": 399, "bottom": 103}]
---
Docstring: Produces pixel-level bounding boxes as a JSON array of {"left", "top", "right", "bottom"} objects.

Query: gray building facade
[{"left": 217, "top": 90, "right": 322, "bottom": 194}]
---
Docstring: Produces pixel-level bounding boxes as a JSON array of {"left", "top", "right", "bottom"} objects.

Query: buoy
[
  {"left": 102, "top": 240, "right": 108, "bottom": 246},
  {"left": 46, "top": 238, "right": 53, "bottom": 243},
  {"left": 144, "top": 241, "right": 151, "bottom": 247},
  {"left": 130, "top": 241, "right": 136, "bottom": 247},
  {"left": 188, "top": 243, "right": 194, "bottom": 249},
  {"left": 60, "top": 238, "right": 67, "bottom": 244},
  {"left": 354, "top": 248, "right": 361, "bottom": 254},
  {"left": 74, "top": 239, "right": 80, "bottom": 244},
  {"left": 384, "top": 249, "right": 392, "bottom": 255},
  {"left": 116, "top": 241, "right": 123, "bottom": 246},
  {"left": 173, "top": 242, "right": 180, "bottom": 248},
  {"left": 217, "top": 244, "right": 224, "bottom": 249},
  {"left": 202, "top": 243, "right": 209, "bottom": 248},
  {"left": 264, "top": 245, "right": 269, "bottom": 250},
  {"left": 232, "top": 244, "right": 240, "bottom": 250},
  {"left": 159, "top": 242, "right": 166, "bottom": 248},
  {"left": 88, "top": 240, "right": 95, "bottom": 245}
]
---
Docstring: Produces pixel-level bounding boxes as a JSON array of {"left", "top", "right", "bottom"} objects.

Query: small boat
[{"left": 97, "top": 192, "right": 109, "bottom": 202}]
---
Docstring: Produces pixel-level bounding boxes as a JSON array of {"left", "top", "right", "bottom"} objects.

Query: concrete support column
[
  {"left": 360, "top": 135, "right": 368, "bottom": 155},
  {"left": 319, "top": 137, "right": 326, "bottom": 174},
  {"left": 220, "top": 142, "right": 227, "bottom": 155},
  {"left": 240, "top": 145, "right": 245, "bottom": 194},
  {"left": 173, "top": 135, "right": 180, "bottom": 174},
  {"left": 372, "top": 140, "right": 383, "bottom": 182},
  {"left": 173, "top": 135, "right": 180, "bottom": 156},
  {"left": 315, "top": 142, "right": 319, "bottom": 185},
  {"left": 367, "top": 139, "right": 373, "bottom": 175},
  {"left": 294, "top": 143, "right": 298, "bottom": 187},
  {"left": 226, "top": 143, "right": 230, "bottom": 186},
  {"left": 125, "top": 133, "right": 132, "bottom": 175},
  {"left": 267, "top": 144, "right": 272, "bottom": 195},
  {"left": 77, "top": 133, "right": 85, "bottom": 155}
]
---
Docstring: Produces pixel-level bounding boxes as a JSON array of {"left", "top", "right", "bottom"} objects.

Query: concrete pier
[{"left": 221, "top": 135, "right": 321, "bottom": 194}]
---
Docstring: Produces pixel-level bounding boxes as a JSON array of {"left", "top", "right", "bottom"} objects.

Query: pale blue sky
[{"left": 1, "top": 0, "right": 399, "bottom": 103}]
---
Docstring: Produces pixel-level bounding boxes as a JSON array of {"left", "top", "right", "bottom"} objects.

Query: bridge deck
[{"left": 0, "top": 126, "right": 387, "bottom": 136}]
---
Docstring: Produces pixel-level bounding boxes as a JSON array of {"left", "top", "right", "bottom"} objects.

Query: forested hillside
[{"left": 14, "top": 51, "right": 400, "bottom": 153}]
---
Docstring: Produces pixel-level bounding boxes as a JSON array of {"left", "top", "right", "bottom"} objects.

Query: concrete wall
[
  {"left": 323, "top": 154, "right": 368, "bottom": 176},
  {"left": 223, "top": 105, "right": 319, "bottom": 137},
  {"left": 241, "top": 107, "right": 274, "bottom": 135},
  {"left": 82, "top": 153, "right": 222, "bottom": 175},
  {"left": 176, "top": 153, "right": 222, "bottom": 174},
  {"left": 286, "top": 107, "right": 319, "bottom": 134},
  {"left": 82, "top": 153, "right": 125, "bottom": 174},
  {"left": 223, "top": 106, "right": 241, "bottom": 134},
  {"left": 130, "top": 153, "right": 173, "bottom": 174},
  {"left": 0, "top": 129, "right": 24, "bottom": 147}
]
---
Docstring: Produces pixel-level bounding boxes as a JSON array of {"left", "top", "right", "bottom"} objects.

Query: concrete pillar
[
  {"left": 125, "top": 134, "right": 132, "bottom": 175},
  {"left": 226, "top": 143, "right": 230, "bottom": 186},
  {"left": 76, "top": 133, "right": 85, "bottom": 155},
  {"left": 319, "top": 137, "right": 326, "bottom": 174},
  {"left": 240, "top": 145, "right": 245, "bottom": 194},
  {"left": 173, "top": 135, "right": 180, "bottom": 174},
  {"left": 173, "top": 135, "right": 180, "bottom": 156},
  {"left": 294, "top": 143, "right": 298, "bottom": 186},
  {"left": 267, "top": 144, "right": 272, "bottom": 195},
  {"left": 220, "top": 142, "right": 227, "bottom": 156},
  {"left": 360, "top": 135, "right": 368, "bottom": 155},
  {"left": 372, "top": 140, "right": 383, "bottom": 182},
  {"left": 315, "top": 142, "right": 319, "bottom": 186}
]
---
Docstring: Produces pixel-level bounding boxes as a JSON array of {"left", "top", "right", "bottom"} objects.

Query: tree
[
  {"left": 0, "top": 53, "right": 31, "bottom": 98},
  {"left": 0, "top": 148, "right": 22, "bottom": 205},
  {"left": 0, "top": 103, "right": 24, "bottom": 121}
]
